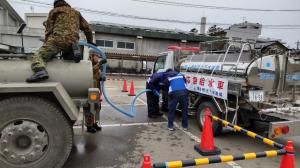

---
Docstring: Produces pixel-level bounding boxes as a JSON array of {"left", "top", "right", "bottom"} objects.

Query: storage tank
[{"left": 0, "top": 58, "right": 93, "bottom": 98}]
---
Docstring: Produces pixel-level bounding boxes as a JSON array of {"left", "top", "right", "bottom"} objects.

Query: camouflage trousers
[
  {"left": 31, "top": 37, "right": 61, "bottom": 71},
  {"left": 31, "top": 36, "right": 73, "bottom": 71},
  {"left": 84, "top": 104, "right": 101, "bottom": 127}
]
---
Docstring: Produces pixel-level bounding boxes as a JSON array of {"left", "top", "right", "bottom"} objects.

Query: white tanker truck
[
  {"left": 154, "top": 41, "right": 300, "bottom": 138},
  {"left": 0, "top": 45, "right": 102, "bottom": 168}
]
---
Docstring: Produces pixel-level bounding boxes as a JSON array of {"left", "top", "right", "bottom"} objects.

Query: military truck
[
  {"left": 0, "top": 46, "right": 101, "bottom": 168},
  {"left": 154, "top": 41, "right": 300, "bottom": 138}
]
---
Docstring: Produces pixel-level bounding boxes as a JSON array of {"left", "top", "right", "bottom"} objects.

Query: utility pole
[
  {"left": 296, "top": 41, "right": 300, "bottom": 50},
  {"left": 17, "top": 23, "right": 26, "bottom": 53}
]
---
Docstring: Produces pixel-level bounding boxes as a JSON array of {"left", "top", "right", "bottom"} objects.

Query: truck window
[{"left": 154, "top": 55, "right": 167, "bottom": 73}]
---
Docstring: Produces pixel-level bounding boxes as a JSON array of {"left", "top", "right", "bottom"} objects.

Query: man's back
[
  {"left": 26, "top": 0, "right": 93, "bottom": 83},
  {"left": 45, "top": 1, "right": 92, "bottom": 44},
  {"left": 164, "top": 70, "right": 187, "bottom": 95}
]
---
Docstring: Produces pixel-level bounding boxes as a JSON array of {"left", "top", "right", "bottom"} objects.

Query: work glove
[
  {"left": 100, "top": 76, "right": 106, "bottom": 81},
  {"left": 153, "top": 90, "right": 160, "bottom": 97},
  {"left": 89, "top": 42, "right": 97, "bottom": 46},
  {"left": 73, "top": 44, "right": 82, "bottom": 63},
  {"left": 100, "top": 59, "right": 107, "bottom": 65}
]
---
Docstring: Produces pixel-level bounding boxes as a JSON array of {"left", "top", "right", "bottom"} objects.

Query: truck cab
[{"left": 153, "top": 46, "right": 200, "bottom": 73}]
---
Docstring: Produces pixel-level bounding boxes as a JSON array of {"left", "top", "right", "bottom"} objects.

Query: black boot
[
  {"left": 86, "top": 126, "right": 97, "bottom": 134},
  {"left": 155, "top": 112, "right": 164, "bottom": 116},
  {"left": 26, "top": 69, "right": 49, "bottom": 83},
  {"left": 93, "top": 122, "right": 102, "bottom": 131}
]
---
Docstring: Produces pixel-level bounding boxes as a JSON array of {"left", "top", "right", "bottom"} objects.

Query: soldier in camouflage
[
  {"left": 84, "top": 49, "right": 107, "bottom": 133},
  {"left": 26, "top": 0, "right": 93, "bottom": 82}
]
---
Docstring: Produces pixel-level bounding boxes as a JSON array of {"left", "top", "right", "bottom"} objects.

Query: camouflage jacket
[
  {"left": 45, "top": 3, "right": 93, "bottom": 44},
  {"left": 93, "top": 62, "right": 102, "bottom": 81}
]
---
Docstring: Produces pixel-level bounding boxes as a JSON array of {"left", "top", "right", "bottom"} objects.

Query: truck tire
[
  {"left": 196, "top": 101, "right": 222, "bottom": 136},
  {"left": 0, "top": 96, "right": 73, "bottom": 168}
]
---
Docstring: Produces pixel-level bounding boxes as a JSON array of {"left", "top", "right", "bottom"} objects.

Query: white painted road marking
[
  {"left": 73, "top": 121, "right": 167, "bottom": 129},
  {"left": 137, "top": 97, "right": 147, "bottom": 105},
  {"left": 101, "top": 103, "right": 145, "bottom": 107},
  {"left": 92, "top": 100, "right": 242, "bottom": 168},
  {"left": 162, "top": 115, "right": 242, "bottom": 168}
]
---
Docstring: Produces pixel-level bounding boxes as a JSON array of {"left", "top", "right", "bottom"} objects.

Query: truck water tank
[{"left": 0, "top": 59, "right": 93, "bottom": 98}]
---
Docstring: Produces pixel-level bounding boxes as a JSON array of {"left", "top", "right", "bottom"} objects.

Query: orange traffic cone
[
  {"left": 128, "top": 80, "right": 136, "bottom": 96},
  {"left": 141, "top": 154, "right": 151, "bottom": 168},
  {"left": 194, "top": 107, "right": 221, "bottom": 156},
  {"left": 121, "top": 79, "right": 128, "bottom": 92},
  {"left": 280, "top": 141, "right": 295, "bottom": 168}
]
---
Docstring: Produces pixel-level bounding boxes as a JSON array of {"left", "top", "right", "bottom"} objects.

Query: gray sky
[{"left": 8, "top": 0, "right": 300, "bottom": 48}]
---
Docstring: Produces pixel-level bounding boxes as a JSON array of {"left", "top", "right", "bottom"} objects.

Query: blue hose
[{"left": 79, "top": 41, "right": 150, "bottom": 118}]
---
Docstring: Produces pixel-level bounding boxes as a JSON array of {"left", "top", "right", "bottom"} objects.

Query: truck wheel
[
  {"left": 196, "top": 101, "right": 222, "bottom": 136},
  {"left": 0, "top": 96, "right": 73, "bottom": 168}
]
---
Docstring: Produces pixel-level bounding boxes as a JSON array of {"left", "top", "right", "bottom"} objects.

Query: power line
[
  {"left": 9, "top": 0, "right": 300, "bottom": 30},
  {"left": 9, "top": 0, "right": 50, "bottom": 8},
  {"left": 132, "top": 0, "right": 300, "bottom": 12}
]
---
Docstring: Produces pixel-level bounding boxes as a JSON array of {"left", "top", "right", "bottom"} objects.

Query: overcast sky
[{"left": 8, "top": 0, "right": 300, "bottom": 48}]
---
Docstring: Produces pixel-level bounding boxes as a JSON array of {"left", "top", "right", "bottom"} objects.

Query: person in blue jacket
[
  {"left": 164, "top": 69, "right": 188, "bottom": 131},
  {"left": 146, "top": 72, "right": 165, "bottom": 118}
]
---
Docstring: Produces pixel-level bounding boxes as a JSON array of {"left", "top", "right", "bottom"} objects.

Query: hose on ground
[{"left": 79, "top": 41, "right": 151, "bottom": 118}]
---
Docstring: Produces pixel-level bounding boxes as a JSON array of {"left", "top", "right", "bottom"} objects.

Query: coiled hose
[{"left": 79, "top": 41, "right": 151, "bottom": 118}]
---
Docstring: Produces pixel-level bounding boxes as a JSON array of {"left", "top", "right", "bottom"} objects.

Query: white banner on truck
[{"left": 184, "top": 73, "right": 229, "bottom": 100}]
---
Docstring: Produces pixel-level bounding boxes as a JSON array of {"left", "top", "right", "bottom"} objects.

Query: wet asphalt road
[{"left": 64, "top": 77, "right": 299, "bottom": 168}]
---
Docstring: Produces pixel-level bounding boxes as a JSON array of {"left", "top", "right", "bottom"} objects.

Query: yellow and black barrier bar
[
  {"left": 153, "top": 149, "right": 286, "bottom": 168},
  {"left": 211, "top": 115, "right": 285, "bottom": 149}
]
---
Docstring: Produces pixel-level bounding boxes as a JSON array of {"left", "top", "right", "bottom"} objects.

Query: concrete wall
[
  {"left": 225, "top": 23, "right": 262, "bottom": 42},
  {"left": 0, "top": 9, "right": 44, "bottom": 53},
  {"left": 0, "top": 5, "right": 18, "bottom": 26},
  {"left": 1, "top": 34, "right": 43, "bottom": 53},
  {"left": 25, "top": 13, "right": 47, "bottom": 29},
  {"left": 0, "top": 25, "right": 44, "bottom": 53}
]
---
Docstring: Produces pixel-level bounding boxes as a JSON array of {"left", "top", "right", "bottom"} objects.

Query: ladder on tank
[{"left": 184, "top": 42, "right": 252, "bottom": 125}]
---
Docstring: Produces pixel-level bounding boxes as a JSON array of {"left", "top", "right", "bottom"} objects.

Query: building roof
[
  {"left": 256, "top": 38, "right": 288, "bottom": 50},
  {"left": 91, "top": 21, "right": 218, "bottom": 42},
  {"left": 229, "top": 22, "right": 262, "bottom": 30},
  {"left": 209, "top": 21, "right": 261, "bottom": 36},
  {"left": 0, "top": 0, "right": 24, "bottom": 23}
]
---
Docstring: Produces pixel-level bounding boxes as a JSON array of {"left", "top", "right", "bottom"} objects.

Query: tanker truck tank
[
  {"left": 180, "top": 52, "right": 253, "bottom": 76},
  {"left": 0, "top": 58, "right": 93, "bottom": 98},
  {"left": 180, "top": 52, "right": 300, "bottom": 102}
]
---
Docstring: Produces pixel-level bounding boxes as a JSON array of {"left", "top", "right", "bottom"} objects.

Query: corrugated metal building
[{"left": 91, "top": 22, "right": 217, "bottom": 73}]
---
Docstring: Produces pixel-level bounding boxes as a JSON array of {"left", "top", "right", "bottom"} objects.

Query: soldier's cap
[{"left": 89, "top": 49, "right": 100, "bottom": 56}]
